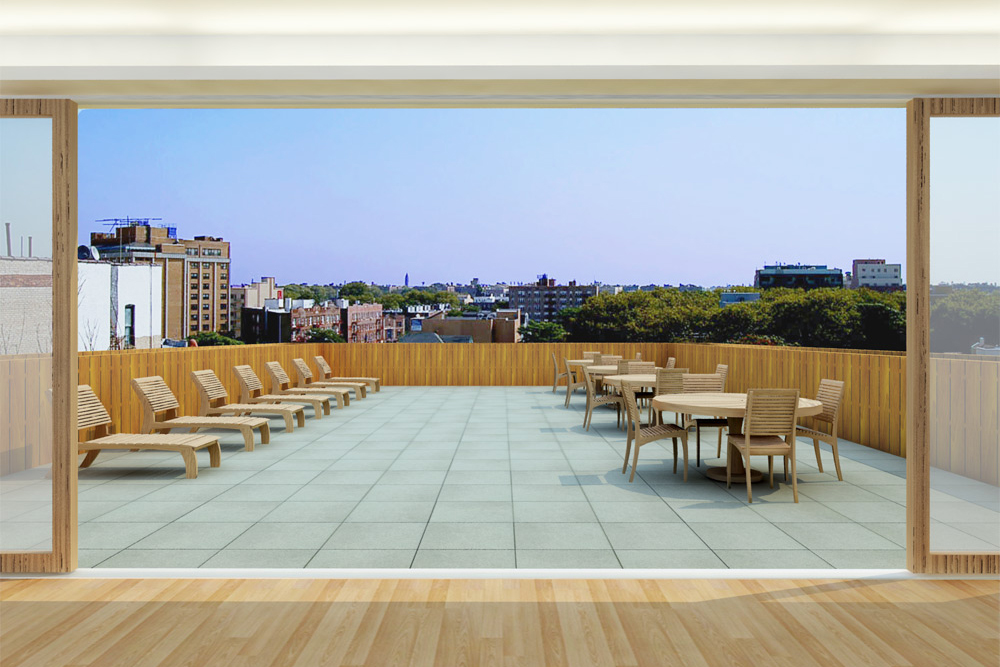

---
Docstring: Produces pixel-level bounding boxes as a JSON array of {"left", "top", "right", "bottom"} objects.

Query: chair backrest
[
  {"left": 233, "top": 365, "right": 265, "bottom": 401},
  {"left": 580, "top": 364, "right": 597, "bottom": 401},
  {"left": 627, "top": 361, "right": 656, "bottom": 374},
  {"left": 291, "top": 358, "right": 314, "bottom": 386},
  {"left": 682, "top": 373, "right": 724, "bottom": 393},
  {"left": 77, "top": 385, "right": 112, "bottom": 433},
  {"left": 582, "top": 351, "right": 601, "bottom": 361},
  {"left": 313, "top": 355, "right": 332, "bottom": 379},
  {"left": 634, "top": 352, "right": 642, "bottom": 360},
  {"left": 617, "top": 360, "right": 632, "bottom": 374},
  {"left": 131, "top": 376, "right": 180, "bottom": 432},
  {"left": 599, "top": 354, "right": 622, "bottom": 365},
  {"left": 191, "top": 369, "right": 229, "bottom": 413},
  {"left": 621, "top": 384, "right": 642, "bottom": 432},
  {"left": 715, "top": 364, "right": 729, "bottom": 390},
  {"left": 744, "top": 389, "right": 799, "bottom": 438},
  {"left": 815, "top": 379, "right": 845, "bottom": 423},
  {"left": 655, "top": 368, "right": 689, "bottom": 395},
  {"left": 264, "top": 361, "right": 293, "bottom": 392},
  {"left": 552, "top": 351, "right": 563, "bottom": 372},
  {"left": 665, "top": 357, "right": 676, "bottom": 369}
]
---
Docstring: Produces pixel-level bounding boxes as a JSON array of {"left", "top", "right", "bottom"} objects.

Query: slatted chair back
[
  {"left": 314, "top": 355, "right": 333, "bottom": 378},
  {"left": 682, "top": 373, "right": 724, "bottom": 393},
  {"left": 264, "top": 361, "right": 294, "bottom": 393},
  {"left": 655, "top": 368, "right": 689, "bottom": 395},
  {"left": 233, "top": 365, "right": 265, "bottom": 401},
  {"left": 191, "top": 370, "right": 231, "bottom": 413},
  {"left": 582, "top": 351, "right": 601, "bottom": 361},
  {"left": 814, "top": 379, "right": 845, "bottom": 424},
  {"left": 599, "top": 354, "right": 622, "bottom": 365},
  {"left": 621, "top": 384, "right": 642, "bottom": 430},
  {"left": 665, "top": 357, "right": 676, "bottom": 369},
  {"left": 291, "top": 358, "right": 315, "bottom": 386},
  {"left": 617, "top": 360, "right": 632, "bottom": 375},
  {"left": 744, "top": 389, "right": 799, "bottom": 438},
  {"left": 581, "top": 364, "right": 598, "bottom": 402},
  {"left": 634, "top": 352, "right": 642, "bottom": 360},
  {"left": 77, "top": 385, "right": 113, "bottom": 437},
  {"left": 552, "top": 352, "right": 562, "bottom": 374},
  {"left": 131, "top": 376, "right": 181, "bottom": 433},
  {"left": 715, "top": 364, "right": 729, "bottom": 390},
  {"left": 627, "top": 361, "right": 656, "bottom": 374}
]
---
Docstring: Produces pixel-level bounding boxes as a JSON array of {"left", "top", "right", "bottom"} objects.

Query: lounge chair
[
  {"left": 291, "top": 358, "right": 367, "bottom": 399},
  {"left": 313, "top": 355, "right": 380, "bottom": 392},
  {"left": 191, "top": 369, "right": 305, "bottom": 432},
  {"left": 264, "top": 361, "right": 350, "bottom": 408},
  {"left": 77, "top": 385, "right": 221, "bottom": 479},
  {"left": 131, "top": 376, "right": 270, "bottom": 452},
  {"left": 232, "top": 364, "right": 331, "bottom": 418}
]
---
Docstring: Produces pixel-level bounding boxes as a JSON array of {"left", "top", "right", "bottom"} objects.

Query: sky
[
  {"left": 77, "top": 108, "right": 911, "bottom": 287},
  {"left": 1, "top": 118, "right": 53, "bottom": 258}
]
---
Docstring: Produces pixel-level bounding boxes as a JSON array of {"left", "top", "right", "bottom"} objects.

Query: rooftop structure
[{"left": 754, "top": 264, "right": 844, "bottom": 290}]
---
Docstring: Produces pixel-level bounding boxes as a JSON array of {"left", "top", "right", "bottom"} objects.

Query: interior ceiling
[{"left": 2, "top": 0, "right": 998, "bottom": 35}]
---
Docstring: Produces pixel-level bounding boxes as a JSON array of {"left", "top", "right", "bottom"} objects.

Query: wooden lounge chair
[
  {"left": 131, "top": 376, "right": 270, "bottom": 452},
  {"left": 313, "top": 355, "right": 380, "bottom": 392},
  {"left": 264, "top": 361, "right": 350, "bottom": 408},
  {"left": 191, "top": 369, "right": 305, "bottom": 432},
  {"left": 233, "top": 364, "right": 332, "bottom": 418},
  {"left": 78, "top": 385, "right": 221, "bottom": 479},
  {"left": 796, "top": 379, "right": 846, "bottom": 481},
  {"left": 291, "top": 358, "right": 367, "bottom": 399}
]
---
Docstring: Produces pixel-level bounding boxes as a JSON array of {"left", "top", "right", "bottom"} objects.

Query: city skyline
[{"left": 78, "top": 108, "right": 907, "bottom": 286}]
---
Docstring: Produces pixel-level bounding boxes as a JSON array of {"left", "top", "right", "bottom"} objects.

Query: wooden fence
[
  {"left": 3, "top": 342, "right": 997, "bottom": 483},
  {"left": 0, "top": 354, "right": 53, "bottom": 476}
]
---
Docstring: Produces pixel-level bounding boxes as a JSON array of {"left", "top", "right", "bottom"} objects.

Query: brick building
[
  {"left": 290, "top": 302, "right": 342, "bottom": 342},
  {"left": 508, "top": 275, "right": 598, "bottom": 321},
  {"left": 0, "top": 256, "right": 52, "bottom": 355},
  {"left": 230, "top": 276, "right": 281, "bottom": 339},
  {"left": 90, "top": 223, "right": 231, "bottom": 340},
  {"left": 383, "top": 312, "right": 406, "bottom": 342},
  {"left": 342, "top": 303, "right": 384, "bottom": 343}
]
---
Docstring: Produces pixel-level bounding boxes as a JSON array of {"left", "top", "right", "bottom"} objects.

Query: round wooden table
[
  {"left": 602, "top": 373, "right": 657, "bottom": 389},
  {"left": 650, "top": 392, "right": 823, "bottom": 483}
]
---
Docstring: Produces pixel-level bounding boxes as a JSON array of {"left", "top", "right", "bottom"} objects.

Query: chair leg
[
  {"left": 726, "top": 447, "right": 733, "bottom": 488},
  {"left": 208, "top": 441, "right": 221, "bottom": 468},
  {"left": 831, "top": 438, "right": 844, "bottom": 482},
  {"left": 295, "top": 410, "right": 305, "bottom": 428},
  {"left": 80, "top": 450, "right": 101, "bottom": 468},
  {"left": 768, "top": 456, "right": 774, "bottom": 488},
  {"left": 622, "top": 436, "right": 632, "bottom": 475},
  {"left": 696, "top": 424, "right": 702, "bottom": 467},
  {"left": 282, "top": 412, "right": 294, "bottom": 432},
  {"left": 744, "top": 451, "right": 753, "bottom": 503},
  {"left": 717, "top": 428, "right": 723, "bottom": 458},
  {"left": 629, "top": 442, "right": 640, "bottom": 482},
  {"left": 784, "top": 457, "right": 789, "bottom": 481},
  {"left": 680, "top": 437, "right": 688, "bottom": 482},
  {"left": 239, "top": 426, "right": 255, "bottom": 452},
  {"left": 672, "top": 439, "right": 678, "bottom": 474},
  {"left": 790, "top": 454, "right": 799, "bottom": 503},
  {"left": 180, "top": 448, "right": 199, "bottom": 479},
  {"left": 260, "top": 422, "right": 271, "bottom": 444},
  {"left": 813, "top": 437, "right": 824, "bottom": 472}
]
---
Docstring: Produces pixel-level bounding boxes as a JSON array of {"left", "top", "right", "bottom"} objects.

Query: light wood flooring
[{"left": 1, "top": 577, "right": 997, "bottom": 666}]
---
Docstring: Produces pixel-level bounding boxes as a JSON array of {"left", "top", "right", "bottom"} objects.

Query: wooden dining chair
[
  {"left": 583, "top": 351, "right": 601, "bottom": 361},
  {"left": 621, "top": 385, "right": 689, "bottom": 483},
  {"left": 563, "top": 357, "right": 587, "bottom": 408},
  {"left": 681, "top": 373, "right": 725, "bottom": 466},
  {"left": 795, "top": 379, "right": 846, "bottom": 481},
  {"left": 551, "top": 352, "right": 568, "bottom": 393},
  {"left": 599, "top": 354, "right": 622, "bottom": 365},
  {"left": 694, "top": 363, "right": 731, "bottom": 460},
  {"left": 727, "top": 388, "right": 800, "bottom": 503},
  {"left": 581, "top": 364, "right": 623, "bottom": 431},
  {"left": 651, "top": 367, "right": 689, "bottom": 424},
  {"left": 665, "top": 357, "right": 676, "bottom": 369}
]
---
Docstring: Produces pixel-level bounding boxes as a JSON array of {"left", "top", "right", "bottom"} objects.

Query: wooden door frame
[
  {"left": 0, "top": 99, "right": 78, "bottom": 573},
  {"left": 906, "top": 97, "right": 1000, "bottom": 574}
]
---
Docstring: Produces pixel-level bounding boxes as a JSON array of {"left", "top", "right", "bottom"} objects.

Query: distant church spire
[{"left": 405, "top": 273, "right": 409, "bottom": 287}]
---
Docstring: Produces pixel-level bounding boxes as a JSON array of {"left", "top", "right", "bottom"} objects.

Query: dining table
[
  {"left": 650, "top": 392, "right": 823, "bottom": 483},
  {"left": 601, "top": 373, "right": 657, "bottom": 389}
]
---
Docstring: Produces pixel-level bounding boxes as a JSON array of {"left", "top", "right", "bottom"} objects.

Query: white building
[
  {"left": 850, "top": 259, "right": 903, "bottom": 291},
  {"left": 78, "top": 262, "right": 162, "bottom": 350}
]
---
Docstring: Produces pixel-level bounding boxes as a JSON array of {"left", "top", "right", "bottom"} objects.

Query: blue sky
[
  {"left": 1, "top": 118, "right": 53, "bottom": 258},
  {"left": 78, "top": 108, "right": 909, "bottom": 287}
]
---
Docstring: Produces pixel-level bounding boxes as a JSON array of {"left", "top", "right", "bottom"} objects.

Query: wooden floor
[{"left": 1, "top": 578, "right": 997, "bottom": 666}]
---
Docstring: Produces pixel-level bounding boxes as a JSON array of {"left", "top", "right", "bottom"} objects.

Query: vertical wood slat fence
[
  {"left": 3, "top": 342, "right": 997, "bottom": 484},
  {"left": 0, "top": 354, "right": 53, "bottom": 477}
]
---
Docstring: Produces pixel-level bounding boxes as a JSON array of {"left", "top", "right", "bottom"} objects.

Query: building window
[
  {"left": 203, "top": 292, "right": 211, "bottom": 299},
  {"left": 202, "top": 304, "right": 210, "bottom": 310},
  {"left": 123, "top": 304, "right": 135, "bottom": 348},
  {"left": 202, "top": 262, "right": 211, "bottom": 268},
  {"left": 190, "top": 283, "right": 198, "bottom": 290},
  {"left": 203, "top": 315, "right": 210, "bottom": 320},
  {"left": 190, "top": 272, "right": 199, "bottom": 279},
  {"left": 202, "top": 283, "right": 210, "bottom": 289},
  {"left": 186, "top": 248, "right": 199, "bottom": 256},
  {"left": 191, "top": 313, "right": 198, "bottom": 320}
]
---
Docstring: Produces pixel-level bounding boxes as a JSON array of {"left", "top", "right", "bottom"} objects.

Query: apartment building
[
  {"left": 230, "top": 276, "right": 281, "bottom": 338},
  {"left": 849, "top": 258, "right": 904, "bottom": 291},
  {"left": 383, "top": 312, "right": 406, "bottom": 342},
  {"left": 342, "top": 302, "right": 384, "bottom": 343},
  {"left": 508, "top": 275, "right": 598, "bottom": 321},
  {"left": 754, "top": 264, "right": 844, "bottom": 289},
  {"left": 89, "top": 223, "right": 231, "bottom": 339},
  {"left": 290, "top": 301, "right": 341, "bottom": 342}
]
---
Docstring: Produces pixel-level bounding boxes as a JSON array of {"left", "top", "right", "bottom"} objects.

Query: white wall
[
  {"left": 77, "top": 261, "right": 162, "bottom": 350},
  {"left": 77, "top": 262, "right": 111, "bottom": 351},
  {"left": 115, "top": 264, "right": 162, "bottom": 349}
]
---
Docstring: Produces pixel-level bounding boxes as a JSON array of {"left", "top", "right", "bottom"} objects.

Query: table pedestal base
[{"left": 705, "top": 466, "right": 762, "bottom": 483}]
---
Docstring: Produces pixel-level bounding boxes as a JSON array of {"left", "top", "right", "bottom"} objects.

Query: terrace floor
[{"left": 2, "top": 386, "right": 998, "bottom": 568}]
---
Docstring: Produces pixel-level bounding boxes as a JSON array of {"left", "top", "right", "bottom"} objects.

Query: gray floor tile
[
  {"left": 363, "top": 484, "right": 441, "bottom": 502},
  {"left": 950, "top": 523, "right": 1000, "bottom": 548},
  {"left": 715, "top": 550, "right": 835, "bottom": 569},
  {"left": 77, "top": 522, "right": 175, "bottom": 550},
  {"left": 213, "top": 484, "right": 302, "bottom": 502},
  {"left": 616, "top": 549, "right": 726, "bottom": 569},
  {"left": 78, "top": 485, "right": 158, "bottom": 501},
  {"left": 311, "top": 470, "right": 386, "bottom": 485},
  {"left": 96, "top": 549, "right": 216, "bottom": 568},
  {"left": 346, "top": 501, "right": 436, "bottom": 523},
  {"left": 863, "top": 522, "right": 908, "bottom": 547},
  {"left": 445, "top": 471, "right": 511, "bottom": 485},
  {"left": 139, "top": 484, "right": 233, "bottom": 503},
  {"left": 176, "top": 501, "right": 281, "bottom": 523},
  {"left": 689, "top": 523, "right": 805, "bottom": 550},
  {"left": 288, "top": 484, "right": 372, "bottom": 501},
  {"left": 822, "top": 501, "right": 905, "bottom": 523},
  {"left": 516, "top": 549, "right": 621, "bottom": 568},
  {"left": 77, "top": 549, "right": 121, "bottom": 568},
  {"left": 431, "top": 501, "right": 514, "bottom": 522},
  {"left": 513, "top": 502, "right": 598, "bottom": 523},
  {"left": 326, "top": 523, "right": 427, "bottom": 550},
  {"left": 797, "top": 484, "right": 885, "bottom": 502},
  {"left": 307, "top": 549, "right": 415, "bottom": 568},
  {"left": 420, "top": 523, "right": 515, "bottom": 550},
  {"left": 412, "top": 550, "right": 516, "bottom": 568},
  {"left": 90, "top": 501, "right": 203, "bottom": 523},
  {"left": 326, "top": 459, "right": 394, "bottom": 471},
  {"left": 582, "top": 483, "right": 660, "bottom": 502},
  {"left": 226, "top": 522, "right": 338, "bottom": 550},
  {"left": 437, "top": 484, "right": 512, "bottom": 501},
  {"left": 651, "top": 483, "right": 742, "bottom": 503},
  {"left": 775, "top": 523, "right": 900, "bottom": 550},
  {"left": 590, "top": 501, "right": 681, "bottom": 523},
  {"left": 202, "top": 549, "right": 316, "bottom": 568},
  {"left": 813, "top": 550, "right": 907, "bottom": 568},
  {"left": 129, "top": 522, "right": 253, "bottom": 550},
  {"left": 602, "top": 523, "right": 706, "bottom": 550},
  {"left": 377, "top": 470, "right": 448, "bottom": 485},
  {"left": 669, "top": 501, "right": 768, "bottom": 523},
  {"left": 749, "top": 501, "right": 858, "bottom": 524},
  {"left": 510, "top": 471, "right": 581, "bottom": 486},
  {"left": 511, "top": 485, "right": 586, "bottom": 502},
  {"left": 514, "top": 523, "right": 610, "bottom": 550},
  {"left": 244, "top": 470, "right": 321, "bottom": 485}
]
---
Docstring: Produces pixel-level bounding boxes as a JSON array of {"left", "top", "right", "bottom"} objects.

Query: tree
[
  {"left": 338, "top": 282, "right": 382, "bottom": 303},
  {"left": 377, "top": 293, "right": 405, "bottom": 310},
  {"left": 521, "top": 320, "right": 568, "bottom": 342},
  {"left": 190, "top": 331, "right": 243, "bottom": 346},
  {"left": 707, "top": 301, "right": 770, "bottom": 343},
  {"left": 930, "top": 288, "right": 1000, "bottom": 353},
  {"left": 857, "top": 301, "right": 906, "bottom": 351},
  {"left": 303, "top": 327, "right": 345, "bottom": 343}
]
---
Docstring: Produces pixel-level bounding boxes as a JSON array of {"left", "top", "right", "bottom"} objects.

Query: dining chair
[
  {"left": 621, "top": 384, "right": 689, "bottom": 483},
  {"left": 694, "top": 364, "right": 731, "bottom": 459},
  {"left": 651, "top": 367, "right": 689, "bottom": 424},
  {"left": 563, "top": 357, "right": 587, "bottom": 408},
  {"left": 681, "top": 373, "right": 725, "bottom": 467},
  {"left": 583, "top": 351, "right": 601, "bottom": 361},
  {"left": 599, "top": 354, "right": 622, "bottom": 365},
  {"left": 727, "top": 388, "right": 800, "bottom": 503},
  {"left": 551, "top": 351, "right": 568, "bottom": 393},
  {"left": 581, "top": 364, "right": 623, "bottom": 431},
  {"left": 795, "top": 379, "right": 846, "bottom": 480},
  {"left": 665, "top": 357, "right": 676, "bottom": 369}
]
